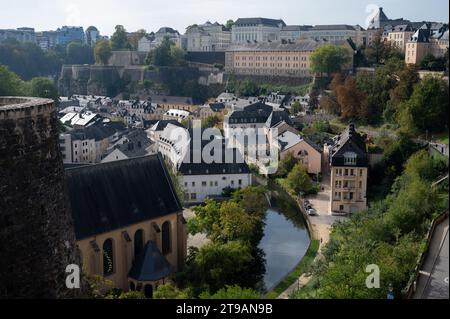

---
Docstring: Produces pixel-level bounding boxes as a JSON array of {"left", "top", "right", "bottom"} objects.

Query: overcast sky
[{"left": 1, "top": 0, "right": 448, "bottom": 36}]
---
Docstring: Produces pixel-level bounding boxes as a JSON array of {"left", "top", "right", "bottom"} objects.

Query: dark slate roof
[
  {"left": 235, "top": 18, "right": 286, "bottom": 27},
  {"left": 179, "top": 138, "right": 249, "bottom": 176},
  {"left": 65, "top": 154, "right": 182, "bottom": 240},
  {"left": 147, "top": 95, "right": 193, "bottom": 105},
  {"left": 70, "top": 122, "right": 126, "bottom": 141},
  {"left": 228, "top": 101, "right": 273, "bottom": 124},
  {"left": 410, "top": 28, "right": 432, "bottom": 42},
  {"left": 110, "top": 129, "right": 152, "bottom": 158},
  {"left": 330, "top": 124, "right": 368, "bottom": 167},
  {"left": 128, "top": 241, "right": 174, "bottom": 281},
  {"left": 282, "top": 25, "right": 312, "bottom": 31},
  {"left": 265, "top": 110, "right": 293, "bottom": 127},
  {"left": 156, "top": 27, "right": 179, "bottom": 34}
]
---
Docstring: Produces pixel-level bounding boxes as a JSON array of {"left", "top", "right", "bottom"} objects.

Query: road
[{"left": 413, "top": 215, "right": 449, "bottom": 299}]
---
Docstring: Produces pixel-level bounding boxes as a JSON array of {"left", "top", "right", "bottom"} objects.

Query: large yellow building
[
  {"left": 405, "top": 25, "right": 449, "bottom": 65},
  {"left": 225, "top": 40, "right": 354, "bottom": 78},
  {"left": 65, "top": 154, "right": 187, "bottom": 298}
]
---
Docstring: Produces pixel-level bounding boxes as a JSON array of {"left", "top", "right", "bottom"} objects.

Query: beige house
[
  {"left": 326, "top": 124, "right": 368, "bottom": 214},
  {"left": 225, "top": 40, "right": 354, "bottom": 78},
  {"left": 405, "top": 25, "right": 449, "bottom": 65},
  {"left": 383, "top": 24, "right": 415, "bottom": 52},
  {"left": 65, "top": 155, "right": 187, "bottom": 297}
]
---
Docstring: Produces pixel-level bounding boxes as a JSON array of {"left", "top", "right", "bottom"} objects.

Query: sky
[{"left": 1, "top": 0, "right": 448, "bottom": 36}]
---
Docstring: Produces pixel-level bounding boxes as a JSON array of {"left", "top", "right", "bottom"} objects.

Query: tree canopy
[
  {"left": 310, "top": 44, "right": 351, "bottom": 75},
  {"left": 110, "top": 25, "right": 132, "bottom": 51},
  {"left": 94, "top": 40, "right": 112, "bottom": 65}
]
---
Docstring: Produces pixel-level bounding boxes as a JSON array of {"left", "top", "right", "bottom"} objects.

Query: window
[
  {"left": 202, "top": 181, "right": 207, "bottom": 187},
  {"left": 162, "top": 221, "right": 171, "bottom": 255},
  {"left": 144, "top": 284, "right": 153, "bottom": 298},
  {"left": 134, "top": 229, "right": 144, "bottom": 259},
  {"left": 238, "top": 179, "right": 242, "bottom": 186},
  {"left": 190, "top": 193, "right": 197, "bottom": 200},
  {"left": 102, "top": 239, "right": 114, "bottom": 276},
  {"left": 360, "top": 169, "right": 363, "bottom": 176},
  {"left": 344, "top": 152, "right": 357, "bottom": 165}
]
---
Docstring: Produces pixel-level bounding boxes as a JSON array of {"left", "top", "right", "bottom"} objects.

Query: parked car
[
  {"left": 305, "top": 204, "right": 313, "bottom": 211},
  {"left": 307, "top": 208, "right": 317, "bottom": 216}
]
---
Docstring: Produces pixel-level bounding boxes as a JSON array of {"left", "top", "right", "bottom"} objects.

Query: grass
[
  {"left": 433, "top": 131, "right": 449, "bottom": 145},
  {"left": 264, "top": 240, "right": 320, "bottom": 299}
]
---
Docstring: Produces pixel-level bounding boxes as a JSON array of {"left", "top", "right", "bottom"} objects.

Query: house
[
  {"left": 383, "top": 24, "right": 415, "bottom": 52},
  {"left": 280, "top": 25, "right": 312, "bottom": 42},
  {"left": 326, "top": 124, "right": 368, "bottom": 214},
  {"left": 137, "top": 33, "right": 156, "bottom": 52},
  {"left": 59, "top": 111, "right": 100, "bottom": 129},
  {"left": 163, "top": 109, "right": 191, "bottom": 122},
  {"left": 101, "top": 129, "right": 155, "bottom": 163},
  {"left": 146, "top": 120, "right": 185, "bottom": 146},
  {"left": 277, "top": 130, "right": 322, "bottom": 175},
  {"left": 405, "top": 24, "right": 449, "bottom": 65},
  {"left": 65, "top": 155, "right": 187, "bottom": 297}
]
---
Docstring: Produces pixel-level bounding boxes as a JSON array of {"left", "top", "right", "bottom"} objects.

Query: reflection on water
[{"left": 258, "top": 183, "right": 310, "bottom": 292}]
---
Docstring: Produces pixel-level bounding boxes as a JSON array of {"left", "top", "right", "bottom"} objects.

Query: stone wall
[{"left": 0, "top": 97, "right": 81, "bottom": 298}]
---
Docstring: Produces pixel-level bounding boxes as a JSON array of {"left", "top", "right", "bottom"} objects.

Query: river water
[{"left": 258, "top": 183, "right": 311, "bottom": 291}]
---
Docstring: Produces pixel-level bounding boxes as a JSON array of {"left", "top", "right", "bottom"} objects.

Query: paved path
[
  {"left": 277, "top": 171, "right": 345, "bottom": 299},
  {"left": 413, "top": 216, "right": 449, "bottom": 299}
]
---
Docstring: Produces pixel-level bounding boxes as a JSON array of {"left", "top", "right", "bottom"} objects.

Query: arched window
[
  {"left": 102, "top": 239, "right": 114, "bottom": 276},
  {"left": 162, "top": 221, "right": 172, "bottom": 255},
  {"left": 134, "top": 229, "right": 144, "bottom": 259},
  {"left": 144, "top": 284, "right": 153, "bottom": 298}
]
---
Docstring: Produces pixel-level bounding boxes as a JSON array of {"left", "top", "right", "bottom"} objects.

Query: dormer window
[{"left": 344, "top": 152, "right": 357, "bottom": 166}]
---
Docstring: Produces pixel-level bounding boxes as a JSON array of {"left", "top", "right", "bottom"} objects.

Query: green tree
[
  {"left": 0, "top": 64, "right": 25, "bottom": 95},
  {"left": 219, "top": 201, "right": 261, "bottom": 242},
  {"left": 202, "top": 115, "right": 220, "bottom": 128},
  {"left": 225, "top": 20, "right": 235, "bottom": 30},
  {"left": 397, "top": 75, "right": 449, "bottom": 134},
  {"left": 290, "top": 101, "right": 302, "bottom": 115},
  {"left": 66, "top": 41, "right": 94, "bottom": 64},
  {"left": 365, "top": 30, "right": 404, "bottom": 65},
  {"left": 310, "top": 44, "right": 351, "bottom": 76},
  {"left": 110, "top": 25, "right": 132, "bottom": 51},
  {"left": 200, "top": 285, "right": 260, "bottom": 299},
  {"left": 27, "top": 77, "right": 59, "bottom": 101},
  {"left": 286, "top": 164, "right": 317, "bottom": 195},
  {"left": 153, "top": 283, "right": 192, "bottom": 299},
  {"left": 94, "top": 40, "right": 112, "bottom": 65},
  {"left": 420, "top": 53, "right": 447, "bottom": 71},
  {"left": 277, "top": 152, "right": 299, "bottom": 176}
]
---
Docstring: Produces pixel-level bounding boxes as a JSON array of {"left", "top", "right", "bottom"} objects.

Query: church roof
[{"left": 65, "top": 154, "right": 182, "bottom": 240}]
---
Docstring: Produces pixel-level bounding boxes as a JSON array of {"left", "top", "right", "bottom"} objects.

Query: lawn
[{"left": 264, "top": 240, "right": 320, "bottom": 299}]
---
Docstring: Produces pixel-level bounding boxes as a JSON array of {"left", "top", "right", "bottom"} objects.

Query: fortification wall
[{"left": 0, "top": 97, "right": 80, "bottom": 298}]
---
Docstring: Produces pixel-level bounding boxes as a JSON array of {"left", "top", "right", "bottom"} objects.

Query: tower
[{"left": 0, "top": 97, "right": 80, "bottom": 298}]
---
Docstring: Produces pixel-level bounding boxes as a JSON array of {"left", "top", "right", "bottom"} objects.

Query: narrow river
[{"left": 258, "top": 182, "right": 310, "bottom": 291}]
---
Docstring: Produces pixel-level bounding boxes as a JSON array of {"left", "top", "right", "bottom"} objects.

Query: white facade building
[
  {"left": 232, "top": 18, "right": 286, "bottom": 44},
  {"left": 185, "top": 22, "right": 231, "bottom": 52}
]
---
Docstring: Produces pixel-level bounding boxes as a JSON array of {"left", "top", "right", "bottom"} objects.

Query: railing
[{"left": 402, "top": 210, "right": 449, "bottom": 298}]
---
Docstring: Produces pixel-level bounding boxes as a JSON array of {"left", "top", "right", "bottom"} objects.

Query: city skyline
[{"left": 1, "top": 0, "right": 449, "bottom": 36}]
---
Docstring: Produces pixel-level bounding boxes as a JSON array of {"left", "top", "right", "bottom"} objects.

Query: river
[{"left": 258, "top": 182, "right": 311, "bottom": 291}]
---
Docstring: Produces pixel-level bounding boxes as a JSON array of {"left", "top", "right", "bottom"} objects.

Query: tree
[
  {"left": 290, "top": 101, "right": 302, "bottom": 115},
  {"left": 365, "top": 30, "right": 404, "bottom": 65},
  {"left": 153, "top": 283, "right": 192, "bottom": 299},
  {"left": 66, "top": 41, "right": 94, "bottom": 64},
  {"left": 420, "top": 53, "right": 447, "bottom": 71},
  {"left": 146, "top": 37, "right": 186, "bottom": 67},
  {"left": 286, "top": 164, "right": 317, "bottom": 195},
  {"left": 110, "top": 25, "right": 132, "bottom": 51},
  {"left": 320, "top": 93, "right": 340, "bottom": 115},
  {"left": 309, "top": 87, "right": 319, "bottom": 110},
  {"left": 202, "top": 115, "right": 220, "bottom": 128},
  {"left": 27, "top": 77, "right": 59, "bottom": 102},
  {"left": 397, "top": 75, "right": 449, "bottom": 134},
  {"left": 94, "top": 40, "right": 112, "bottom": 65},
  {"left": 0, "top": 65, "right": 25, "bottom": 95},
  {"left": 200, "top": 285, "right": 260, "bottom": 299},
  {"left": 278, "top": 152, "right": 299, "bottom": 176},
  {"left": 128, "top": 29, "right": 147, "bottom": 50},
  {"left": 310, "top": 44, "right": 351, "bottom": 76},
  {"left": 333, "top": 76, "right": 368, "bottom": 121},
  {"left": 225, "top": 20, "right": 235, "bottom": 30}
]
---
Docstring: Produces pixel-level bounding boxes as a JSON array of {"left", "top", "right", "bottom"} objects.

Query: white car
[{"left": 307, "top": 208, "right": 317, "bottom": 216}]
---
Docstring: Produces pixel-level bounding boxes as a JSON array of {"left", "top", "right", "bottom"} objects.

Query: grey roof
[
  {"left": 310, "top": 25, "right": 359, "bottom": 31},
  {"left": 228, "top": 101, "right": 273, "bottom": 123},
  {"left": 179, "top": 138, "right": 249, "bottom": 176},
  {"left": 227, "top": 39, "right": 323, "bottom": 52},
  {"left": 65, "top": 154, "right": 182, "bottom": 240},
  {"left": 265, "top": 110, "right": 293, "bottom": 127},
  {"left": 128, "top": 241, "right": 174, "bottom": 281},
  {"left": 156, "top": 27, "right": 179, "bottom": 34},
  {"left": 147, "top": 95, "right": 193, "bottom": 105},
  {"left": 69, "top": 122, "right": 126, "bottom": 142},
  {"left": 150, "top": 120, "right": 184, "bottom": 132},
  {"left": 235, "top": 18, "right": 286, "bottom": 27},
  {"left": 110, "top": 129, "right": 152, "bottom": 158},
  {"left": 282, "top": 25, "right": 312, "bottom": 32},
  {"left": 330, "top": 124, "right": 368, "bottom": 167}
]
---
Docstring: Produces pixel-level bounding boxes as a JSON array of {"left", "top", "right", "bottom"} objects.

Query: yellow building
[
  {"left": 225, "top": 40, "right": 354, "bottom": 78},
  {"left": 405, "top": 25, "right": 449, "bottom": 65},
  {"left": 383, "top": 24, "right": 415, "bottom": 52},
  {"left": 327, "top": 124, "right": 368, "bottom": 214},
  {"left": 65, "top": 154, "right": 187, "bottom": 297}
]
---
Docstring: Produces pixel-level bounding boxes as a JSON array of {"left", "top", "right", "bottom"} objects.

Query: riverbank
[{"left": 269, "top": 173, "right": 345, "bottom": 299}]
